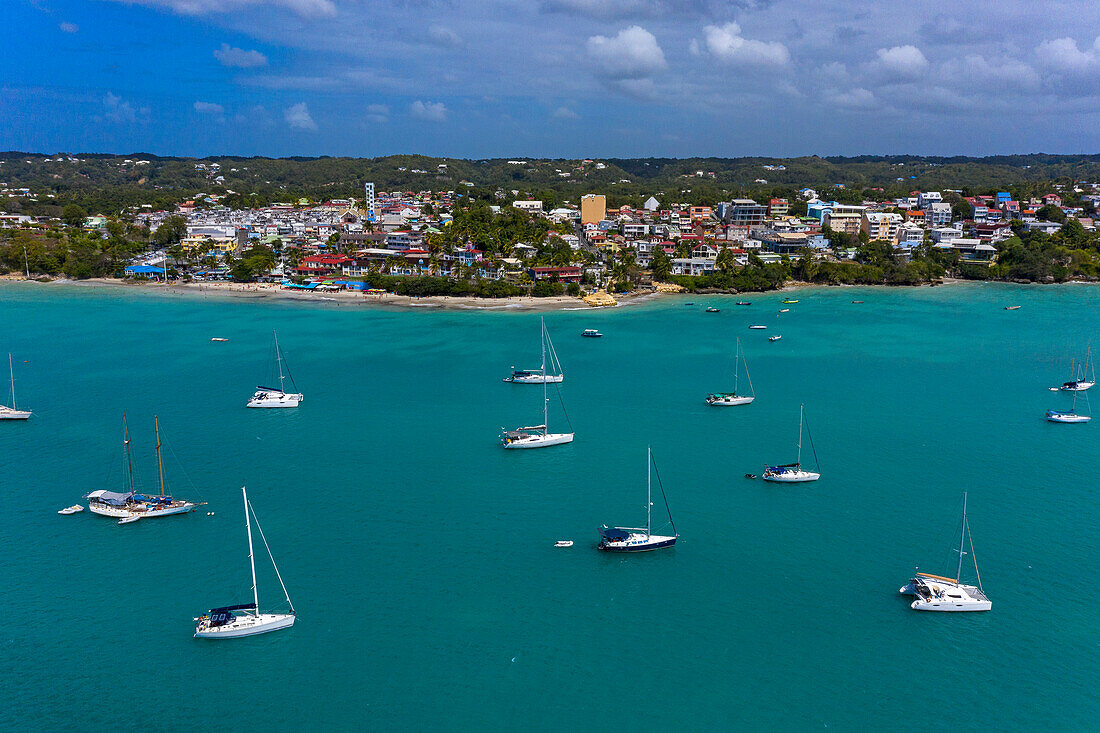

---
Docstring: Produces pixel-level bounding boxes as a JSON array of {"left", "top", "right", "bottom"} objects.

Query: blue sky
[{"left": 4, "top": 0, "right": 1100, "bottom": 157}]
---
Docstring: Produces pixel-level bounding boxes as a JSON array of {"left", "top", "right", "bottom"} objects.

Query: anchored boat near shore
[
  {"left": 707, "top": 337, "right": 754, "bottom": 406},
  {"left": 598, "top": 446, "right": 678, "bottom": 552},
  {"left": 899, "top": 492, "right": 990, "bottom": 612},
  {"left": 247, "top": 331, "right": 303, "bottom": 408},
  {"left": 504, "top": 317, "right": 564, "bottom": 384},
  {"left": 0, "top": 353, "right": 31, "bottom": 420},
  {"left": 763, "top": 404, "right": 821, "bottom": 483}
]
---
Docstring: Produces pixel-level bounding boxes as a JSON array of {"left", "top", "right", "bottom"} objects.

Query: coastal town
[{"left": 3, "top": 156, "right": 1100, "bottom": 301}]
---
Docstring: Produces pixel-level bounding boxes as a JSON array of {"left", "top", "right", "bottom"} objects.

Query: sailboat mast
[
  {"left": 541, "top": 319, "right": 548, "bottom": 435},
  {"left": 646, "top": 446, "right": 652, "bottom": 537},
  {"left": 123, "top": 414, "right": 135, "bottom": 494},
  {"left": 734, "top": 338, "right": 740, "bottom": 394},
  {"left": 8, "top": 353, "right": 15, "bottom": 409},
  {"left": 274, "top": 331, "right": 285, "bottom": 392},
  {"left": 154, "top": 415, "right": 168, "bottom": 499},
  {"left": 956, "top": 492, "right": 968, "bottom": 583},
  {"left": 797, "top": 404, "right": 804, "bottom": 465},
  {"left": 243, "top": 487, "right": 260, "bottom": 614}
]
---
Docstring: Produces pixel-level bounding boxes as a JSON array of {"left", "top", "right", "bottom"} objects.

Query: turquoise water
[{"left": 1, "top": 281, "right": 1098, "bottom": 730}]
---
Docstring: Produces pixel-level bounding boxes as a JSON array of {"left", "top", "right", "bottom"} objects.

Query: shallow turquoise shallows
[{"left": 2, "top": 282, "right": 1097, "bottom": 730}]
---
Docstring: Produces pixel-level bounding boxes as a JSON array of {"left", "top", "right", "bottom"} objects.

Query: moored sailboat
[
  {"left": 502, "top": 323, "right": 574, "bottom": 449},
  {"left": 0, "top": 353, "right": 31, "bottom": 420},
  {"left": 503, "top": 317, "right": 564, "bottom": 384},
  {"left": 598, "top": 446, "right": 678, "bottom": 552},
  {"left": 1060, "top": 347, "right": 1095, "bottom": 391},
  {"left": 1046, "top": 387, "right": 1091, "bottom": 423},
  {"left": 762, "top": 404, "right": 821, "bottom": 482},
  {"left": 247, "top": 331, "right": 303, "bottom": 408},
  {"left": 195, "top": 486, "right": 296, "bottom": 638},
  {"left": 899, "top": 492, "right": 991, "bottom": 612},
  {"left": 707, "top": 337, "right": 755, "bottom": 406}
]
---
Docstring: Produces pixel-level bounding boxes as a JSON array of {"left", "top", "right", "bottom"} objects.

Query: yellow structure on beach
[{"left": 583, "top": 289, "right": 617, "bottom": 307}]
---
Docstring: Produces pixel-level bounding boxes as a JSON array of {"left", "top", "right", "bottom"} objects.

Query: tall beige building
[{"left": 581, "top": 193, "right": 606, "bottom": 224}]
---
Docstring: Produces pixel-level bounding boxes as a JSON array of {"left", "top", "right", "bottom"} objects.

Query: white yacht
[
  {"left": 899, "top": 492, "right": 991, "bottom": 612},
  {"left": 503, "top": 317, "right": 564, "bottom": 384},
  {"left": 247, "top": 331, "right": 303, "bottom": 408},
  {"left": 0, "top": 353, "right": 31, "bottom": 420},
  {"left": 502, "top": 325, "right": 574, "bottom": 449},
  {"left": 85, "top": 415, "right": 200, "bottom": 522},
  {"left": 1060, "top": 347, "right": 1095, "bottom": 391},
  {"left": 599, "top": 447, "right": 678, "bottom": 552},
  {"left": 762, "top": 404, "right": 821, "bottom": 482},
  {"left": 707, "top": 337, "right": 755, "bottom": 406},
  {"left": 195, "top": 487, "right": 296, "bottom": 638}
]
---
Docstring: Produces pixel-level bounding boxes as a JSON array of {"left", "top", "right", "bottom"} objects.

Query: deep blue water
[{"left": 1, "top": 281, "right": 1097, "bottom": 730}]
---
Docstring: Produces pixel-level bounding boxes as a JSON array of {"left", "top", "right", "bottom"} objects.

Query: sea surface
[{"left": 1, "top": 281, "right": 1097, "bottom": 730}]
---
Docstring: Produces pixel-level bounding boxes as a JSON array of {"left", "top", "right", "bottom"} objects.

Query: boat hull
[
  {"left": 502, "top": 432, "right": 574, "bottom": 449},
  {"left": 706, "top": 395, "right": 754, "bottom": 406},
  {"left": 911, "top": 599, "right": 991, "bottom": 612},
  {"left": 195, "top": 613, "right": 295, "bottom": 638},
  {"left": 503, "top": 374, "right": 564, "bottom": 384},
  {"left": 88, "top": 501, "right": 196, "bottom": 518},
  {"left": 0, "top": 407, "right": 31, "bottom": 420},
  {"left": 247, "top": 392, "right": 303, "bottom": 408},
  {"left": 1046, "top": 413, "right": 1090, "bottom": 423},
  {"left": 762, "top": 471, "right": 820, "bottom": 483},
  {"left": 599, "top": 536, "right": 677, "bottom": 552}
]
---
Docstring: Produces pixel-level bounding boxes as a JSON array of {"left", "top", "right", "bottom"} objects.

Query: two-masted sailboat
[
  {"left": 899, "top": 492, "right": 991, "bottom": 612},
  {"left": 195, "top": 486, "right": 296, "bottom": 638},
  {"left": 762, "top": 404, "right": 821, "bottom": 482},
  {"left": 503, "top": 317, "right": 564, "bottom": 384},
  {"left": 0, "top": 353, "right": 31, "bottom": 420},
  {"left": 598, "top": 447, "right": 678, "bottom": 552},
  {"left": 706, "top": 337, "right": 755, "bottom": 406},
  {"left": 247, "top": 331, "right": 303, "bottom": 408},
  {"left": 84, "top": 415, "right": 200, "bottom": 523}
]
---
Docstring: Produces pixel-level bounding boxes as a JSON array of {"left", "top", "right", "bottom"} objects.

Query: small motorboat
[
  {"left": 555, "top": 540, "right": 574, "bottom": 548},
  {"left": 685, "top": 302, "right": 695, "bottom": 305},
  {"left": 58, "top": 505, "right": 84, "bottom": 515},
  {"left": 581, "top": 329, "right": 603, "bottom": 338},
  {"left": 782, "top": 299, "right": 799, "bottom": 304},
  {"left": 705, "top": 307, "right": 720, "bottom": 313},
  {"left": 744, "top": 473, "right": 757, "bottom": 479},
  {"left": 749, "top": 325, "right": 767, "bottom": 330},
  {"left": 736, "top": 301, "right": 751, "bottom": 306},
  {"left": 211, "top": 337, "right": 229, "bottom": 342},
  {"left": 769, "top": 335, "right": 782, "bottom": 342},
  {"left": 779, "top": 308, "right": 790, "bottom": 313},
  {"left": 851, "top": 300, "right": 864, "bottom": 304},
  {"left": 118, "top": 515, "right": 141, "bottom": 525},
  {"left": 1004, "top": 306, "right": 1021, "bottom": 311}
]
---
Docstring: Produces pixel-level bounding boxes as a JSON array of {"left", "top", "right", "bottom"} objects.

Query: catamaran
[
  {"left": 247, "top": 331, "right": 303, "bottom": 408},
  {"left": 503, "top": 317, "right": 564, "bottom": 384},
  {"left": 598, "top": 446, "right": 678, "bottom": 552},
  {"left": 899, "top": 492, "right": 991, "bottom": 612},
  {"left": 84, "top": 415, "right": 200, "bottom": 522},
  {"left": 707, "top": 337, "right": 755, "bottom": 406},
  {"left": 0, "top": 353, "right": 31, "bottom": 420},
  {"left": 762, "top": 404, "right": 821, "bottom": 482},
  {"left": 1046, "top": 388, "right": 1091, "bottom": 423},
  {"left": 1060, "top": 347, "right": 1095, "bottom": 391},
  {"left": 195, "top": 486, "right": 296, "bottom": 638}
]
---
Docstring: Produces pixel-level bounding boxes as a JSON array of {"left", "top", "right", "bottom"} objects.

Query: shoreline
[{"left": 1, "top": 275, "right": 1094, "bottom": 311}]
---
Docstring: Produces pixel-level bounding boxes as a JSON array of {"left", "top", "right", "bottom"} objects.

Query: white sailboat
[
  {"left": 503, "top": 317, "right": 564, "bottom": 384},
  {"left": 707, "top": 337, "right": 755, "bottom": 406},
  {"left": 84, "top": 415, "right": 200, "bottom": 521},
  {"left": 195, "top": 486, "right": 296, "bottom": 638},
  {"left": 899, "top": 492, "right": 991, "bottom": 612},
  {"left": 762, "top": 404, "right": 821, "bottom": 482},
  {"left": 501, "top": 335, "right": 574, "bottom": 449},
  {"left": 598, "top": 446, "right": 678, "bottom": 552},
  {"left": 0, "top": 353, "right": 31, "bottom": 420},
  {"left": 1046, "top": 388, "right": 1091, "bottom": 423},
  {"left": 1060, "top": 347, "right": 1095, "bottom": 391},
  {"left": 247, "top": 331, "right": 303, "bottom": 408}
]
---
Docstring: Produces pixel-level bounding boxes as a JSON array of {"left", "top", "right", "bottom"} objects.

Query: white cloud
[
  {"left": 702, "top": 22, "right": 789, "bottom": 66},
  {"left": 410, "top": 100, "right": 447, "bottom": 121},
  {"left": 1035, "top": 36, "right": 1100, "bottom": 73},
  {"left": 284, "top": 102, "right": 317, "bottom": 130},
  {"left": 214, "top": 43, "right": 268, "bottom": 68},
  {"left": 103, "top": 92, "right": 137, "bottom": 123},
  {"left": 874, "top": 45, "right": 929, "bottom": 79},
  {"left": 552, "top": 106, "right": 580, "bottom": 119},
  {"left": 427, "top": 25, "right": 462, "bottom": 49},
  {"left": 941, "top": 54, "right": 1040, "bottom": 90},
  {"left": 59, "top": 22, "right": 79, "bottom": 33},
  {"left": 826, "top": 87, "right": 876, "bottom": 109},
  {"left": 109, "top": 0, "right": 336, "bottom": 19},
  {"left": 586, "top": 25, "right": 667, "bottom": 80},
  {"left": 366, "top": 103, "right": 390, "bottom": 123},
  {"left": 194, "top": 101, "right": 225, "bottom": 115}
]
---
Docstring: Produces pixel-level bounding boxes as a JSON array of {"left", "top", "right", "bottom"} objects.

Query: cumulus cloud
[
  {"left": 284, "top": 102, "right": 317, "bottom": 130},
  {"left": 214, "top": 43, "right": 268, "bottom": 68},
  {"left": 1035, "top": 36, "right": 1100, "bottom": 73},
  {"left": 941, "top": 54, "right": 1040, "bottom": 90},
  {"left": 59, "top": 22, "right": 79, "bottom": 33},
  {"left": 410, "top": 100, "right": 447, "bottom": 121},
  {"left": 874, "top": 45, "right": 929, "bottom": 79},
  {"left": 427, "top": 25, "right": 462, "bottom": 48},
  {"left": 826, "top": 87, "right": 876, "bottom": 109},
  {"left": 109, "top": 0, "right": 336, "bottom": 19},
  {"left": 541, "top": 0, "right": 771, "bottom": 18},
  {"left": 366, "top": 103, "right": 390, "bottom": 123},
  {"left": 552, "top": 106, "right": 580, "bottom": 119},
  {"left": 194, "top": 101, "right": 225, "bottom": 116},
  {"left": 587, "top": 25, "right": 666, "bottom": 81},
  {"left": 702, "top": 22, "right": 789, "bottom": 66},
  {"left": 103, "top": 92, "right": 137, "bottom": 123}
]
